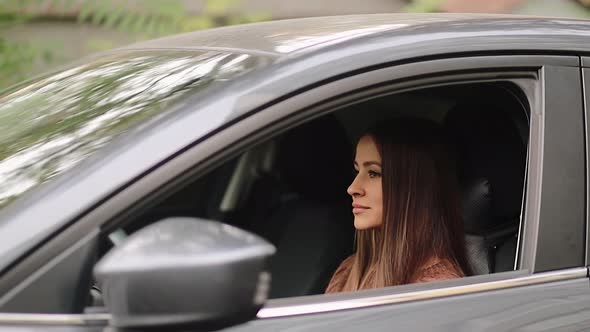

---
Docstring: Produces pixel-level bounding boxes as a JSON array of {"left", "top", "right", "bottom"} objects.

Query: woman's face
[{"left": 348, "top": 135, "right": 383, "bottom": 230}]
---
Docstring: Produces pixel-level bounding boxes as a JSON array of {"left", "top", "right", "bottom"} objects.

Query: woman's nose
[{"left": 347, "top": 174, "right": 364, "bottom": 197}]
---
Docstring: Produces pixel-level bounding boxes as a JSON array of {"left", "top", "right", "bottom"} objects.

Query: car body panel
[
  {"left": 4, "top": 274, "right": 588, "bottom": 331},
  {"left": 0, "top": 232, "right": 98, "bottom": 313},
  {"left": 579, "top": 56, "right": 590, "bottom": 67},
  {"left": 233, "top": 278, "right": 590, "bottom": 332}
]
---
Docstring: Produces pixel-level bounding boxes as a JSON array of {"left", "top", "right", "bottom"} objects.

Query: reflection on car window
[{"left": 0, "top": 51, "right": 267, "bottom": 209}]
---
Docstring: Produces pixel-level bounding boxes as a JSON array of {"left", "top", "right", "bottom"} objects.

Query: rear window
[{"left": 0, "top": 51, "right": 267, "bottom": 208}]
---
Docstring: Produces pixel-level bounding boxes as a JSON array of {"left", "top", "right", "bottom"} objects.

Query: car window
[
  {"left": 106, "top": 81, "right": 529, "bottom": 300},
  {"left": 0, "top": 50, "right": 267, "bottom": 209}
]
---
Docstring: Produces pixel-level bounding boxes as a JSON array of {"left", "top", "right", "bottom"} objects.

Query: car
[{"left": 0, "top": 12, "right": 588, "bottom": 331}]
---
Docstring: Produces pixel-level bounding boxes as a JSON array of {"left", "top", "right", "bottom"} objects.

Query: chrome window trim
[
  {"left": 0, "top": 313, "right": 110, "bottom": 326},
  {"left": 257, "top": 267, "right": 587, "bottom": 319}
]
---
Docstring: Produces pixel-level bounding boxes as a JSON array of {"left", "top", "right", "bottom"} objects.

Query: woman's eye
[{"left": 368, "top": 170, "right": 382, "bottom": 178}]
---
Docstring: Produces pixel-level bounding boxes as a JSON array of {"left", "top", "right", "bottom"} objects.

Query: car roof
[{"left": 117, "top": 13, "right": 590, "bottom": 58}]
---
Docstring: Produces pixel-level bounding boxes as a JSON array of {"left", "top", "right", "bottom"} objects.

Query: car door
[
  {"left": 201, "top": 55, "right": 588, "bottom": 332},
  {"left": 0, "top": 53, "right": 586, "bottom": 331}
]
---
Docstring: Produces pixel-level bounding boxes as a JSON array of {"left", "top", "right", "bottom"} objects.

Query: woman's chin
[{"left": 354, "top": 218, "right": 381, "bottom": 230}]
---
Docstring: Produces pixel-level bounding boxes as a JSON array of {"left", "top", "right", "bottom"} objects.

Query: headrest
[
  {"left": 445, "top": 103, "right": 526, "bottom": 235},
  {"left": 277, "top": 115, "right": 352, "bottom": 202}
]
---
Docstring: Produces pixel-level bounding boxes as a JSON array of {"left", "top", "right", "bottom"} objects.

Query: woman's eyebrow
[
  {"left": 354, "top": 161, "right": 381, "bottom": 167},
  {"left": 363, "top": 161, "right": 382, "bottom": 167},
  {"left": 353, "top": 161, "right": 382, "bottom": 167}
]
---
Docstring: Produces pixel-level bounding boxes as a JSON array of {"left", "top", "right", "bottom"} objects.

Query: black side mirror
[{"left": 93, "top": 217, "right": 275, "bottom": 330}]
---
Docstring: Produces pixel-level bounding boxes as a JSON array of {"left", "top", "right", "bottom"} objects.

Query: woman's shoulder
[
  {"left": 412, "top": 257, "right": 464, "bottom": 284},
  {"left": 331, "top": 255, "right": 355, "bottom": 279},
  {"left": 337, "top": 254, "right": 355, "bottom": 270},
  {"left": 325, "top": 255, "right": 355, "bottom": 293}
]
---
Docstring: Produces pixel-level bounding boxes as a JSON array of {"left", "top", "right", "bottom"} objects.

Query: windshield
[{"left": 0, "top": 50, "right": 266, "bottom": 209}]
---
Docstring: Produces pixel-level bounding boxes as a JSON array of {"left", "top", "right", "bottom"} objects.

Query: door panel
[
  {"left": 224, "top": 60, "right": 589, "bottom": 331},
  {"left": 223, "top": 278, "right": 590, "bottom": 331}
]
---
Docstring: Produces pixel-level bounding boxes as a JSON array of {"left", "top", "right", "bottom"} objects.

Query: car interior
[{"left": 98, "top": 80, "right": 529, "bottom": 301}]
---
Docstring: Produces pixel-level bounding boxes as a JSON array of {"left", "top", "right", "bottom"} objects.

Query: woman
[{"left": 325, "top": 118, "right": 472, "bottom": 293}]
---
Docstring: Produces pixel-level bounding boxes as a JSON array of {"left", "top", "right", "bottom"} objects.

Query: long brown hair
[{"left": 342, "top": 118, "right": 472, "bottom": 291}]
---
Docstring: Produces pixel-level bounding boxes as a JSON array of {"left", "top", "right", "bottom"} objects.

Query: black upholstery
[
  {"left": 266, "top": 200, "right": 353, "bottom": 297},
  {"left": 246, "top": 115, "right": 354, "bottom": 298},
  {"left": 445, "top": 101, "right": 526, "bottom": 274},
  {"left": 276, "top": 116, "right": 353, "bottom": 204}
]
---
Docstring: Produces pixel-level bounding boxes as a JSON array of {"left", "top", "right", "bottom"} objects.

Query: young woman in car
[{"left": 326, "top": 118, "right": 472, "bottom": 293}]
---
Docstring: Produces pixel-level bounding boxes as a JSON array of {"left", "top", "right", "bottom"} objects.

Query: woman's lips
[{"left": 352, "top": 204, "right": 369, "bottom": 214}]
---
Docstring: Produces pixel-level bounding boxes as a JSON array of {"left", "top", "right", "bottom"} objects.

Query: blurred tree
[
  {"left": 0, "top": 0, "right": 270, "bottom": 91},
  {"left": 402, "top": 0, "right": 444, "bottom": 12}
]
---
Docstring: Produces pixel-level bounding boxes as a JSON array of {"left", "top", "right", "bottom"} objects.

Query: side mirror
[{"left": 93, "top": 217, "right": 275, "bottom": 330}]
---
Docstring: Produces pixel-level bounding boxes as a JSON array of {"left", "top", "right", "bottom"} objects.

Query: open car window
[{"left": 101, "top": 80, "right": 530, "bottom": 303}]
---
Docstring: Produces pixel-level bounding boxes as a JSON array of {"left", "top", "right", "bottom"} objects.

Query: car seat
[
  {"left": 445, "top": 100, "right": 527, "bottom": 275},
  {"left": 243, "top": 115, "right": 355, "bottom": 298}
]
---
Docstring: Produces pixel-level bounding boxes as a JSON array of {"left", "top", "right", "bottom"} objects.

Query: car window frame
[
  {"left": 579, "top": 57, "right": 590, "bottom": 267},
  {"left": 0, "top": 54, "right": 585, "bottom": 323},
  {"left": 529, "top": 64, "right": 585, "bottom": 272}
]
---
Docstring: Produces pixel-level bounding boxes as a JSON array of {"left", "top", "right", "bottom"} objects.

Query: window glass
[{"left": 0, "top": 51, "right": 268, "bottom": 209}]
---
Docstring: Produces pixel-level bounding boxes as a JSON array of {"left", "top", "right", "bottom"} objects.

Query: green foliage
[
  {"left": 76, "top": 0, "right": 189, "bottom": 37},
  {"left": 0, "top": 38, "right": 53, "bottom": 90},
  {"left": 69, "top": 0, "right": 271, "bottom": 37},
  {"left": 0, "top": 0, "right": 270, "bottom": 91},
  {"left": 402, "top": 0, "right": 444, "bottom": 13}
]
